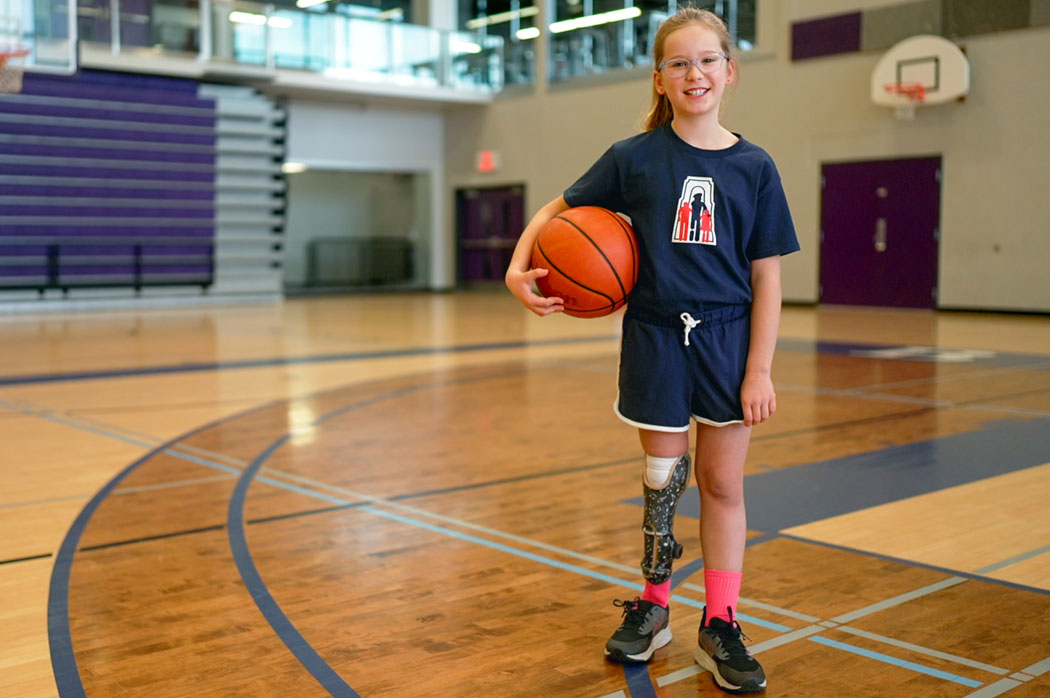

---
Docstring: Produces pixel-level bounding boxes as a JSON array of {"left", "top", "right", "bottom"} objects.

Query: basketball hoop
[
  {"left": 883, "top": 82, "right": 926, "bottom": 120},
  {"left": 0, "top": 46, "right": 30, "bottom": 93}
]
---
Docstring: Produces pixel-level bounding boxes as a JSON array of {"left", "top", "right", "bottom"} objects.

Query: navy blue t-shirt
[{"left": 563, "top": 124, "right": 799, "bottom": 313}]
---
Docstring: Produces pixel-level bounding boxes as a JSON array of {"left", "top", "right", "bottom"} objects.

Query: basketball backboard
[
  {"left": 871, "top": 35, "right": 969, "bottom": 113},
  {"left": 0, "top": 0, "right": 77, "bottom": 77}
]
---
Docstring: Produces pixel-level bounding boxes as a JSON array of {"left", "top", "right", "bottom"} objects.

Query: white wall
[
  {"left": 285, "top": 98, "right": 454, "bottom": 289},
  {"left": 444, "top": 5, "right": 1050, "bottom": 312}
]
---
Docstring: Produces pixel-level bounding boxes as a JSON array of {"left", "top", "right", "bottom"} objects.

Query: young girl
[{"left": 506, "top": 7, "right": 798, "bottom": 695}]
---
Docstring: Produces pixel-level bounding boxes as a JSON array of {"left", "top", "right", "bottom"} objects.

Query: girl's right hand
[{"left": 506, "top": 267, "right": 564, "bottom": 316}]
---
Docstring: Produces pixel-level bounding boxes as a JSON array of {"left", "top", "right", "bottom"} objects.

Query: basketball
[{"left": 531, "top": 206, "right": 639, "bottom": 318}]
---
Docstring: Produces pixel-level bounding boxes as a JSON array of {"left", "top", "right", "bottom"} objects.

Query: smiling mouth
[{"left": 684, "top": 88, "right": 709, "bottom": 96}]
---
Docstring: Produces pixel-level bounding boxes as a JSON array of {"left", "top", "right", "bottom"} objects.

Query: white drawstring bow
[{"left": 680, "top": 312, "right": 702, "bottom": 346}]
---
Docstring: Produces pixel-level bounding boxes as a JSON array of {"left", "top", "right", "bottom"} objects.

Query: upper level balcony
[{"left": 9, "top": 0, "right": 504, "bottom": 105}]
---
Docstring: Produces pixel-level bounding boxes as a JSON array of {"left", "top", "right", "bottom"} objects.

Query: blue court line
[
  {"left": 227, "top": 435, "right": 362, "bottom": 697},
  {"left": 808, "top": 636, "right": 983, "bottom": 688},
  {"left": 43, "top": 356, "right": 1044, "bottom": 695},
  {"left": 619, "top": 557, "right": 707, "bottom": 697},
  {"left": 47, "top": 435, "right": 191, "bottom": 698},
  {"left": 623, "top": 664, "right": 658, "bottom": 698},
  {"left": 46, "top": 403, "right": 286, "bottom": 698}
]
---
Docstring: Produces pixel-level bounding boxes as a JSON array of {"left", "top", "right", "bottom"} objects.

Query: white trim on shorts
[
  {"left": 613, "top": 398, "right": 690, "bottom": 432},
  {"left": 691, "top": 413, "right": 744, "bottom": 427}
]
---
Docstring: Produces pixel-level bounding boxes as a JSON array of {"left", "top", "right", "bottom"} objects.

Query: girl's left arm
[{"left": 740, "top": 255, "right": 783, "bottom": 426}]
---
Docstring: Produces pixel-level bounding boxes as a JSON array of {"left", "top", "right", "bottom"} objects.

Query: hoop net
[
  {"left": 0, "top": 46, "right": 29, "bottom": 93},
  {"left": 884, "top": 82, "right": 926, "bottom": 120}
]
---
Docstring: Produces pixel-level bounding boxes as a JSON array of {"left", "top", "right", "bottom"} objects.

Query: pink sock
[
  {"left": 704, "top": 569, "right": 742, "bottom": 624},
  {"left": 641, "top": 580, "right": 671, "bottom": 607}
]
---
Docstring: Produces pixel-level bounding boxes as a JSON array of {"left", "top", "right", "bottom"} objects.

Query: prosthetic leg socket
[{"left": 641, "top": 453, "right": 690, "bottom": 584}]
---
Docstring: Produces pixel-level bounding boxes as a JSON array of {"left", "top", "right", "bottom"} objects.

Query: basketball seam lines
[
  {"left": 551, "top": 212, "right": 627, "bottom": 306},
  {"left": 596, "top": 207, "right": 638, "bottom": 287},
  {"left": 536, "top": 239, "right": 617, "bottom": 312}
]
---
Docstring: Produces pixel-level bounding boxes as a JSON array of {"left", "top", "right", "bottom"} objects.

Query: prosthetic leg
[
  {"left": 605, "top": 453, "right": 691, "bottom": 663},
  {"left": 641, "top": 453, "right": 691, "bottom": 583}
]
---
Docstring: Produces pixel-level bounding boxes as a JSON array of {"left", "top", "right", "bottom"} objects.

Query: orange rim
[{"left": 883, "top": 82, "right": 926, "bottom": 102}]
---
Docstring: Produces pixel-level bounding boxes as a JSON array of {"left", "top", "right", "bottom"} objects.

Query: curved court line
[
  {"left": 45, "top": 360, "right": 1047, "bottom": 697},
  {"left": 47, "top": 402, "right": 285, "bottom": 698},
  {"left": 224, "top": 374, "right": 675, "bottom": 698},
  {"left": 228, "top": 433, "right": 362, "bottom": 698},
  {"left": 48, "top": 430, "right": 208, "bottom": 698}
]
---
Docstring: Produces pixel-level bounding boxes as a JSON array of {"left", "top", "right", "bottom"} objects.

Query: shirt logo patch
[{"left": 672, "top": 176, "right": 716, "bottom": 246}]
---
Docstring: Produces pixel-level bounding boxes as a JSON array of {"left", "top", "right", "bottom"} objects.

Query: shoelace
[
  {"left": 711, "top": 609, "right": 753, "bottom": 658},
  {"left": 613, "top": 598, "right": 649, "bottom": 628}
]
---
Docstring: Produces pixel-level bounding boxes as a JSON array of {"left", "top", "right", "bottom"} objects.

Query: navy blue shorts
[{"left": 615, "top": 304, "right": 750, "bottom": 431}]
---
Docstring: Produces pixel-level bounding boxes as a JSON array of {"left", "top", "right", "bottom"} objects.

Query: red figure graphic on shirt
[
  {"left": 676, "top": 200, "right": 692, "bottom": 241},
  {"left": 700, "top": 209, "right": 714, "bottom": 243},
  {"left": 671, "top": 176, "right": 716, "bottom": 245}
]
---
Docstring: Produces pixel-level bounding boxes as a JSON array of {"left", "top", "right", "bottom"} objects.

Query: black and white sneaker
[
  {"left": 694, "top": 607, "right": 766, "bottom": 693},
  {"left": 604, "top": 597, "right": 671, "bottom": 663}
]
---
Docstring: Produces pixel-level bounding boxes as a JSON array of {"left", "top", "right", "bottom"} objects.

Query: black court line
[
  {"left": 0, "top": 335, "right": 619, "bottom": 387},
  {"left": 0, "top": 552, "right": 53, "bottom": 566},
  {"left": 776, "top": 534, "right": 1050, "bottom": 597},
  {"left": 72, "top": 505, "right": 364, "bottom": 556},
  {"left": 78, "top": 525, "right": 226, "bottom": 552},
  {"left": 8, "top": 333, "right": 1047, "bottom": 389}
]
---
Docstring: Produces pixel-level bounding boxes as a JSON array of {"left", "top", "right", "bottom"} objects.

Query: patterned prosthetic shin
[{"left": 641, "top": 453, "right": 691, "bottom": 584}]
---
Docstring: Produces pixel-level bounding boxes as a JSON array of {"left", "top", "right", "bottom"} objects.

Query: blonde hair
[{"left": 644, "top": 7, "right": 735, "bottom": 132}]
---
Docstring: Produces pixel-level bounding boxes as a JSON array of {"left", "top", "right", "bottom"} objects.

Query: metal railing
[{"left": 72, "top": 0, "right": 505, "bottom": 93}]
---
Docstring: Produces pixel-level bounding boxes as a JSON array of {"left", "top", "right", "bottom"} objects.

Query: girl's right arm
[{"left": 505, "top": 195, "right": 571, "bottom": 316}]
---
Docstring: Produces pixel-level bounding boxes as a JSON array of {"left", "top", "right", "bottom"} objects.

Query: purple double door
[
  {"left": 820, "top": 156, "right": 941, "bottom": 308},
  {"left": 456, "top": 186, "right": 525, "bottom": 283}
]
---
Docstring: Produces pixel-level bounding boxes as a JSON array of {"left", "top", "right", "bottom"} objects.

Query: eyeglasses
[{"left": 657, "top": 52, "right": 729, "bottom": 78}]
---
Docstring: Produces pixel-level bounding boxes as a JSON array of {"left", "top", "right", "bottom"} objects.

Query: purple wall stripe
[
  {"left": 0, "top": 165, "right": 215, "bottom": 181},
  {"left": 0, "top": 206, "right": 214, "bottom": 217},
  {"left": 22, "top": 73, "right": 215, "bottom": 108},
  {"left": 5, "top": 227, "right": 214, "bottom": 236},
  {"left": 792, "top": 12, "right": 862, "bottom": 61},
  {"left": 0, "top": 122, "right": 216, "bottom": 146},
  {"left": 0, "top": 185, "right": 215, "bottom": 200},
  {"left": 0, "top": 103, "right": 216, "bottom": 128},
  {"left": 0, "top": 145, "right": 216, "bottom": 164}
]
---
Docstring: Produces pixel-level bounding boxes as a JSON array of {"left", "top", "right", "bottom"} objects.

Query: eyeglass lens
[{"left": 661, "top": 55, "right": 726, "bottom": 77}]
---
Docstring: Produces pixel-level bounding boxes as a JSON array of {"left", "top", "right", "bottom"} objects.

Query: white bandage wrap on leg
[{"left": 644, "top": 454, "right": 682, "bottom": 489}]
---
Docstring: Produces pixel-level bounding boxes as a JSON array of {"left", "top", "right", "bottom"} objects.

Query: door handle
[{"left": 874, "top": 217, "right": 887, "bottom": 252}]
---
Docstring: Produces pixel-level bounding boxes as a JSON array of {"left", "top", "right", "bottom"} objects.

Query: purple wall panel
[
  {"left": 0, "top": 206, "right": 214, "bottom": 218},
  {"left": 0, "top": 122, "right": 215, "bottom": 146},
  {"left": 0, "top": 165, "right": 215, "bottom": 181},
  {"left": 0, "top": 185, "right": 214, "bottom": 200},
  {"left": 0, "top": 144, "right": 215, "bottom": 164},
  {"left": 23, "top": 72, "right": 214, "bottom": 106},
  {"left": 0, "top": 101, "right": 216, "bottom": 127},
  {"left": 1, "top": 70, "right": 220, "bottom": 289},
  {"left": 792, "top": 12, "right": 862, "bottom": 61},
  {"left": 7, "top": 226, "right": 214, "bottom": 236}
]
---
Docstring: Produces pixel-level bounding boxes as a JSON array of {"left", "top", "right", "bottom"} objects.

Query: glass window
[
  {"left": 459, "top": 0, "right": 536, "bottom": 86},
  {"left": 549, "top": 0, "right": 756, "bottom": 84}
]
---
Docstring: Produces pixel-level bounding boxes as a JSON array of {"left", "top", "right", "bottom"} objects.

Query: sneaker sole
[
  {"left": 604, "top": 627, "right": 672, "bottom": 663},
  {"left": 694, "top": 648, "right": 767, "bottom": 694}
]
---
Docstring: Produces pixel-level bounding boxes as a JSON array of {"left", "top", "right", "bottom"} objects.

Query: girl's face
[{"left": 654, "top": 23, "right": 734, "bottom": 122}]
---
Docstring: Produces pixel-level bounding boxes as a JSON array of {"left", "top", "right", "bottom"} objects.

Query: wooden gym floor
[{"left": 1, "top": 292, "right": 1049, "bottom": 697}]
